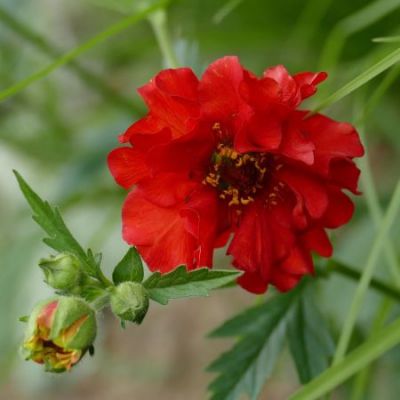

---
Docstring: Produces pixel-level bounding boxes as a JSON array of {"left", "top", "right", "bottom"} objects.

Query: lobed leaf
[
  {"left": 287, "top": 289, "right": 335, "bottom": 384},
  {"left": 208, "top": 288, "right": 302, "bottom": 400},
  {"left": 143, "top": 265, "right": 240, "bottom": 305},
  {"left": 14, "top": 171, "right": 99, "bottom": 278}
]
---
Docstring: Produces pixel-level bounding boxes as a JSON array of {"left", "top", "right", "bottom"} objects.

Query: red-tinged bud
[{"left": 22, "top": 296, "right": 96, "bottom": 373}]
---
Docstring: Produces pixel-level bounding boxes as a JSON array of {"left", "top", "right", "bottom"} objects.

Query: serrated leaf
[
  {"left": 14, "top": 171, "right": 99, "bottom": 277},
  {"left": 208, "top": 287, "right": 303, "bottom": 400},
  {"left": 287, "top": 289, "right": 335, "bottom": 384},
  {"left": 143, "top": 265, "right": 240, "bottom": 305},
  {"left": 112, "top": 247, "right": 144, "bottom": 284}
]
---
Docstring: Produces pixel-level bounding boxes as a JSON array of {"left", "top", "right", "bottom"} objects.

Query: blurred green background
[{"left": 1, "top": 0, "right": 400, "bottom": 398}]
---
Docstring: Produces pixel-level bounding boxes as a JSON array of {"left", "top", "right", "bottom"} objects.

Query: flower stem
[
  {"left": 331, "top": 179, "right": 400, "bottom": 366},
  {"left": 148, "top": 9, "right": 180, "bottom": 68},
  {"left": 288, "top": 313, "right": 400, "bottom": 400},
  {"left": 0, "top": 6, "right": 139, "bottom": 113},
  {"left": 0, "top": 0, "right": 168, "bottom": 103},
  {"left": 324, "top": 260, "right": 400, "bottom": 302}
]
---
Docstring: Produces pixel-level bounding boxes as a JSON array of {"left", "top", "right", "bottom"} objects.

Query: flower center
[{"left": 203, "top": 143, "right": 269, "bottom": 206}]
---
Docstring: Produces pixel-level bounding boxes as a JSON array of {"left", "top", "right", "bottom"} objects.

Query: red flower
[{"left": 108, "top": 56, "right": 364, "bottom": 294}]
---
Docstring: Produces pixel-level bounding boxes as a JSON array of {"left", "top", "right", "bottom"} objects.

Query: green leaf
[
  {"left": 287, "top": 289, "right": 335, "bottom": 384},
  {"left": 208, "top": 288, "right": 303, "bottom": 400},
  {"left": 112, "top": 247, "right": 144, "bottom": 284},
  {"left": 143, "top": 265, "right": 240, "bottom": 305},
  {"left": 14, "top": 171, "right": 99, "bottom": 278},
  {"left": 288, "top": 315, "right": 400, "bottom": 400},
  {"left": 313, "top": 46, "right": 400, "bottom": 113}
]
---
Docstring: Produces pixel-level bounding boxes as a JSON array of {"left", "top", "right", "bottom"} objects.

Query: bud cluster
[{"left": 21, "top": 250, "right": 150, "bottom": 373}]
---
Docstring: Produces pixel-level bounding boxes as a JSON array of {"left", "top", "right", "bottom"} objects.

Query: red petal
[
  {"left": 293, "top": 71, "right": 327, "bottom": 100},
  {"left": 329, "top": 159, "right": 361, "bottom": 194},
  {"left": 263, "top": 65, "right": 301, "bottom": 107},
  {"left": 270, "top": 269, "right": 302, "bottom": 292},
  {"left": 137, "top": 173, "right": 198, "bottom": 207},
  {"left": 302, "top": 226, "right": 333, "bottom": 257},
  {"left": 147, "top": 127, "right": 215, "bottom": 174},
  {"left": 237, "top": 270, "right": 268, "bottom": 294},
  {"left": 108, "top": 147, "right": 149, "bottom": 188},
  {"left": 279, "top": 119, "right": 315, "bottom": 165},
  {"left": 122, "top": 190, "right": 197, "bottom": 271},
  {"left": 228, "top": 201, "right": 273, "bottom": 281},
  {"left": 277, "top": 167, "right": 328, "bottom": 219},
  {"left": 155, "top": 68, "right": 199, "bottom": 101},
  {"left": 239, "top": 70, "right": 280, "bottom": 111},
  {"left": 137, "top": 70, "right": 200, "bottom": 138},
  {"left": 302, "top": 113, "right": 364, "bottom": 174},
  {"left": 120, "top": 115, "right": 167, "bottom": 144},
  {"left": 280, "top": 245, "right": 314, "bottom": 275},
  {"left": 181, "top": 187, "right": 219, "bottom": 268},
  {"left": 234, "top": 112, "right": 282, "bottom": 153},
  {"left": 199, "top": 56, "right": 247, "bottom": 122},
  {"left": 322, "top": 187, "right": 355, "bottom": 228}
]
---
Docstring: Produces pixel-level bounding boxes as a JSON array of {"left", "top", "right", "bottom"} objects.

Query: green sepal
[{"left": 112, "top": 247, "right": 144, "bottom": 285}]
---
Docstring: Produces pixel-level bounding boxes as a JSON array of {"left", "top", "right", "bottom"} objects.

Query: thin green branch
[
  {"left": 358, "top": 127, "right": 400, "bottom": 286},
  {"left": 0, "top": 6, "right": 138, "bottom": 113},
  {"left": 331, "top": 180, "right": 400, "bottom": 366},
  {"left": 311, "top": 46, "right": 400, "bottom": 114},
  {"left": 325, "top": 260, "right": 400, "bottom": 302},
  {"left": 318, "top": 0, "right": 400, "bottom": 70},
  {"left": 0, "top": 0, "right": 168, "bottom": 103},
  {"left": 288, "top": 314, "right": 400, "bottom": 400},
  {"left": 148, "top": 9, "right": 179, "bottom": 68}
]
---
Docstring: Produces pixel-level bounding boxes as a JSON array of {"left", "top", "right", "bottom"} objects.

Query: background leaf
[
  {"left": 287, "top": 288, "right": 335, "bottom": 384},
  {"left": 143, "top": 265, "right": 240, "bottom": 305},
  {"left": 208, "top": 287, "right": 303, "bottom": 400},
  {"left": 112, "top": 247, "right": 144, "bottom": 284}
]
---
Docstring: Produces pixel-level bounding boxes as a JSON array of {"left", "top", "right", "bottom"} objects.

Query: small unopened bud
[
  {"left": 110, "top": 282, "right": 149, "bottom": 324},
  {"left": 39, "top": 253, "right": 82, "bottom": 291},
  {"left": 22, "top": 296, "right": 97, "bottom": 373}
]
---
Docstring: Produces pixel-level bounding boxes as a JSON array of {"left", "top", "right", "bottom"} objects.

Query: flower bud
[
  {"left": 110, "top": 282, "right": 149, "bottom": 324},
  {"left": 22, "top": 296, "right": 97, "bottom": 372},
  {"left": 39, "top": 253, "right": 82, "bottom": 291}
]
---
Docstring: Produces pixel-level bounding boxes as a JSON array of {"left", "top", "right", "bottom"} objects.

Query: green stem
[
  {"left": 325, "top": 260, "right": 400, "bottom": 302},
  {"left": 0, "top": 0, "right": 168, "bottom": 103},
  {"left": 331, "top": 180, "right": 400, "bottom": 366},
  {"left": 310, "top": 47, "right": 400, "bottom": 114},
  {"left": 148, "top": 9, "right": 179, "bottom": 68},
  {"left": 349, "top": 298, "right": 392, "bottom": 400},
  {"left": 288, "top": 314, "right": 400, "bottom": 400},
  {"left": 0, "top": 6, "right": 139, "bottom": 113}
]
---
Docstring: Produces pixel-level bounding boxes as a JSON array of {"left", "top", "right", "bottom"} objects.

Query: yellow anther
[
  {"left": 240, "top": 196, "right": 254, "bottom": 205},
  {"left": 212, "top": 122, "right": 222, "bottom": 132}
]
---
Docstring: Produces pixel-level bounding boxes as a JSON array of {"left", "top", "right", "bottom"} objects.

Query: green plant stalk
[
  {"left": 311, "top": 46, "right": 400, "bottom": 114},
  {"left": 349, "top": 298, "right": 393, "bottom": 400},
  {"left": 332, "top": 179, "right": 400, "bottom": 366},
  {"left": 148, "top": 9, "right": 179, "bottom": 68},
  {"left": 0, "top": 6, "right": 139, "bottom": 113},
  {"left": 0, "top": 0, "right": 168, "bottom": 103},
  {"left": 325, "top": 261, "right": 400, "bottom": 302},
  {"left": 318, "top": 0, "right": 400, "bottom": 70},
  {"left": 213, "top": 0, "right": 244, "bottom": 24},
  {"left": 289, "top": 314, "right": 400, "bottom": 400},
  {"left": 358, "top": 127, "right": 400, "bottom": 285},
  {"left": 355, "top": 65, "right": 400, "bottom": 124}
]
